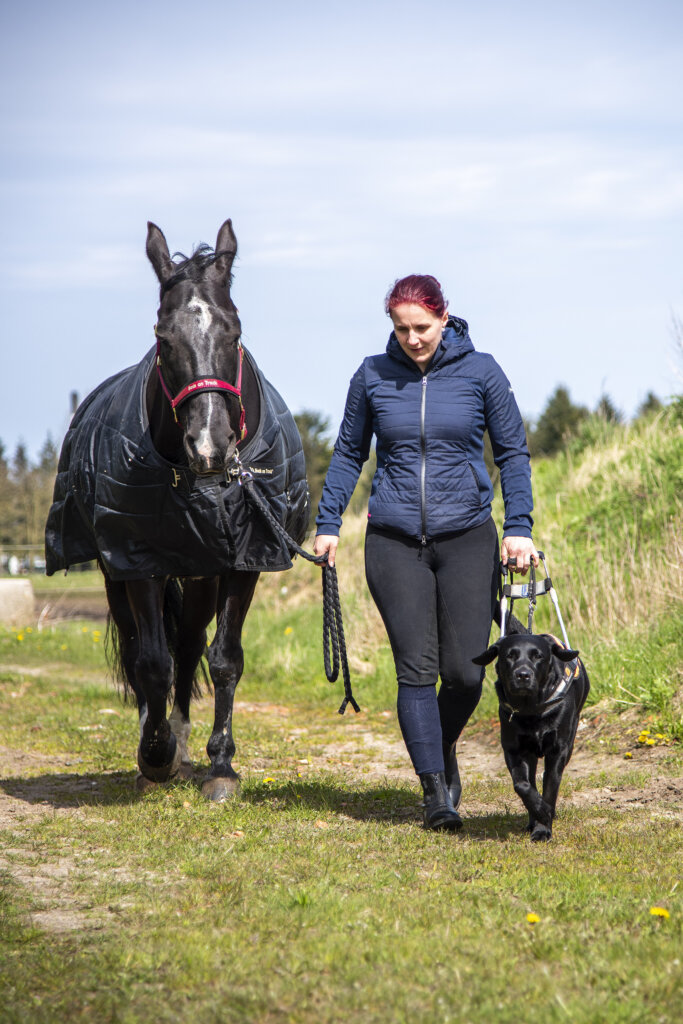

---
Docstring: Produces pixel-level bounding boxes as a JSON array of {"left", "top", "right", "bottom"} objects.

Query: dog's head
[{"left": 473, "top": 634, "right": 579, "bottom": 704}]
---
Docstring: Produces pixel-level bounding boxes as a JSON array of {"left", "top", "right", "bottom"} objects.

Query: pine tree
[{"left": 529, "top": 386, "right": 589, "bottom": 456}]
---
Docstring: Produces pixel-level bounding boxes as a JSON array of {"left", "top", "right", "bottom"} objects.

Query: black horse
[{"left": 45, "top": 220, "right": 309, "bottom": 800}]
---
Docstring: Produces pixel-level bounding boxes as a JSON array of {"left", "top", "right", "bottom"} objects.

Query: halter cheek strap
[{"left": 154, "top": 327, "right": 247, "bottom": 440}]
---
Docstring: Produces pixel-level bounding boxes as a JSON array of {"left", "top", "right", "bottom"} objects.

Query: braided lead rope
[
  {"left": 235, "top": 460, "right": 360, "bottom": 714},
  {"left": 321, "top": 560, "right": 360, "bottom": 715}
]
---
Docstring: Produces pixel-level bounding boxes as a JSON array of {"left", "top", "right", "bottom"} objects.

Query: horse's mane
[{"left": 160, "top": 244, "right": 235, "bottom": 296}]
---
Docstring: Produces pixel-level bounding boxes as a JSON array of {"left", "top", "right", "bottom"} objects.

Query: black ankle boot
[
  {"left": 419, "top": 772, "right": 462, "bottom": 831},
  {"left": 444, "top": 743, "right": 462, "bottom": 810}
]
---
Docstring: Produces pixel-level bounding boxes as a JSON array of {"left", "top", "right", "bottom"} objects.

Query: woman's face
[{"left": 389, "top": 303, "right": 448, "bottom": 371}]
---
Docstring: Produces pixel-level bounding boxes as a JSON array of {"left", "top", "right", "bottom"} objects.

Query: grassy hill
[{"left": 243, "top": 398, "right": 683, "bottom": 739}]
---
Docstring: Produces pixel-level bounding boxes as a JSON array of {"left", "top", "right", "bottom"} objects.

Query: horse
[{"left": 45, "top": 220, "right": 309, "bottom": 800}]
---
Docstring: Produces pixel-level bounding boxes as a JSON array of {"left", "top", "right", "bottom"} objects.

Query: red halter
[{"left": 154, "top": 328, "right": 247, "bottom": 441}]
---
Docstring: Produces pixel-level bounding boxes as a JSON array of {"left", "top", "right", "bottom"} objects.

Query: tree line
[{"left": 0, "top": 389, "right": 666, "bottom": 557}]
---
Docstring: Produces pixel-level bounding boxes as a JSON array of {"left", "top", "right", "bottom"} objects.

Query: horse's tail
[{"left": 105, "top": 579, "right": 209, "bottom": 703}]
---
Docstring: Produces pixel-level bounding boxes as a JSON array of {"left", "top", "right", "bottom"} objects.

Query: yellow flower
[
  {"left": 82, "top": 627, "right": 88, "bottom": 633},
  {"left": 624, "top": 752, "right": 633, "bottom": 759},
  {"left": 646, "top": 738, "right": 655, "bottom": 746},
  {"left": 16, "top": 634, "right": 23, "bottom": 642},
  {"left": 526, "top": 913, "right": 540, "bottom": 924},
  {"left": 264, "top": 777, "right": 275, "bottom": 783},
  {"left": 284, "top": 626, "right": 293, "bottom": 635},
  {"left": 649, "top": 906, "right": 670, "bottom": 919},
  {"left": 26, "top": 627, "right": 33, "bottom": 634},
  {"left": 61, "top": 644, "right": 67, "bottom": 651}
]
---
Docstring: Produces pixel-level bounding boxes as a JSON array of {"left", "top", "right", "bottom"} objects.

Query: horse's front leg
[
  {"left": 202, "top": 570, "right": 259, "bottom": 802},
  {"left": 170, "top": 577, "right": 220, "bottom": 779},
  {"left": 126, "top": 578, "right": 181, "bottom": 783}
]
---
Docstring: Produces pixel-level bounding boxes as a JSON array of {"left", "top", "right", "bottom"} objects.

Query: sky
[{"left": 1, "top": 0, "right": 682, "bottom": 460}]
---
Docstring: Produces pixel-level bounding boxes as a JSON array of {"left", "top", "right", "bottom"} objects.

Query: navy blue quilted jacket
[{"left": 316, "top": 317, "right": 533, "bottom": 542}]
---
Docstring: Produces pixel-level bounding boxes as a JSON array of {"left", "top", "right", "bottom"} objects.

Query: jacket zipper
[{"left": 420, "top": 375, "right": 428, "bottom": 544}]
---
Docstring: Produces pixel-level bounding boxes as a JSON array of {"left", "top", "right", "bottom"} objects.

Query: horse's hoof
[
  {"left": 135, "top": 772, "right": 158, "bottom": 794},
  {"left": 201, "top": 776, "right": 241, "bottom": 802},
  {"left": 177, "top": 760, "right": 194, "bottom": 781},
  {"left": 137, "top": 740, "right": 182, "bottom": 783}
]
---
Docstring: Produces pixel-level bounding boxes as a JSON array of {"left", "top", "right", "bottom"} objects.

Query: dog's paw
[{"left": 530, "top": 823, "right": 552, "bottom": 842}]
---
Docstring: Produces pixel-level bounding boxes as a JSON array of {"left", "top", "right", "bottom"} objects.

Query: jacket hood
[{"left": 386, "top": 315, "right": 474, "bottom": 369}]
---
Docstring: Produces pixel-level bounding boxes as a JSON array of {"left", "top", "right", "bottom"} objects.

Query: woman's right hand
[{"left": 313, "top": 534, "right": 339, "bottom": 568}]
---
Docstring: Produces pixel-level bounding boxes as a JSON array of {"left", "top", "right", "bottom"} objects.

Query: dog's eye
[{"left": 529, "top": 649, "right": 543, "bottom": 660}]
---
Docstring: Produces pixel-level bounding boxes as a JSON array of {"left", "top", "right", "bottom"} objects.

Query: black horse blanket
[{"left": 45, "top": 347, "right": 309, "bottom": 579}]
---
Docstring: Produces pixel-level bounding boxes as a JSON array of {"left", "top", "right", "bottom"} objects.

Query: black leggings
[{"left": 364, "top": 518, "right": 499, "bottom": 773}]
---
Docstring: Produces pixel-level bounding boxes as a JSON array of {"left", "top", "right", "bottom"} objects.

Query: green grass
[
  {"left": 1, "top": 627, "right": 681, "bottom": 1024},
  {"left": 1, "top": 397, "right": 681, "bottom": 1021},
  {"left": 1, "top": 796, "right": 680, "bottom": 1024}
]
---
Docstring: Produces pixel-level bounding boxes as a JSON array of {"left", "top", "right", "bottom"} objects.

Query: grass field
[
  {"left": 1, "top": 403, "right": 681, "bottom": 1022},
  {"left": 0, "top": 612, "right": 681, "bottom": 1024}
]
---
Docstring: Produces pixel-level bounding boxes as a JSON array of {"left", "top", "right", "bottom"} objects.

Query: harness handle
[{"left": 500, "top": 550, "right": 572, "bottom": 648}]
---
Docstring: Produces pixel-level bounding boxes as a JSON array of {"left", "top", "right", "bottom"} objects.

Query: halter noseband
[{"left": 154, "top": 327, "right": 247, "bottom": 441}]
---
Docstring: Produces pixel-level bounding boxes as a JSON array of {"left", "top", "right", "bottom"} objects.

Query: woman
[{"left": 314, "top": 275, "right": 537, "bottom": 831}]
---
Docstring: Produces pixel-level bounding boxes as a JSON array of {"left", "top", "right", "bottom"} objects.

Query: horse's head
[{"left": 146, "top": 220, "right": 245, "bottom": 476}]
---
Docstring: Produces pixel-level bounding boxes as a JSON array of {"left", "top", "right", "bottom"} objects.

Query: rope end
[{"left": 338, "top": 696, "right": 361, "bottom": 715}]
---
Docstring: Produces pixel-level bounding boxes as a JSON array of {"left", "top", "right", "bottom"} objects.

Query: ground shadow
[
  {"left": 0, "top": 770, "right": 151, "bottom": 809},
  {"left": 0, "top": 770, "right": 528, "bottom": 838}
]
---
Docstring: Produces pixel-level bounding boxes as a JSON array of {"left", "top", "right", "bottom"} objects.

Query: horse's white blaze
[
  {"left": 195, "top": 393, "right": 221, "bottom": 458},
  {"left": 187, "top": 296, "right": 212, "bottom": 332}
]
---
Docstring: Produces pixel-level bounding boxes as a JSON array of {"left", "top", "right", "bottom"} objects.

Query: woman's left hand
[{"left": 501, "top": 536, "right": 539, "bottom": 574}]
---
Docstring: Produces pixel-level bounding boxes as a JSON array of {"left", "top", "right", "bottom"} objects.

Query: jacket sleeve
[
  {"left": 315, "top": 364, "right": 374, "bottom": 536},
  {"left": 483, "top": 358, "right": 534, "bottom": 539}
]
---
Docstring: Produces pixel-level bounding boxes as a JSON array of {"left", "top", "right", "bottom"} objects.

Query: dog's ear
[
  {"left": 472, "top": 643, "right": 500, "bottom": 666},
  {"left": 552, "top": 643, "right": 580, "bottom": 661}
]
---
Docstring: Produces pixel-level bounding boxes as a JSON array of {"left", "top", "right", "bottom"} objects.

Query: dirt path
[
  {"left": 3, "top": 702, "right": 679, "bottom": 832},
  {"left": 1, "top": 703, "right": 680, "bottom": 935}
]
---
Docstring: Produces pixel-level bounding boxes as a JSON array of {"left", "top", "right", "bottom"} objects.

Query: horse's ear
[
  {"left": 146, "top": 222, "right": 175, "bottom": 285},
  {"left": 212, "top": 219, "right": 238, "bottom": 286}
]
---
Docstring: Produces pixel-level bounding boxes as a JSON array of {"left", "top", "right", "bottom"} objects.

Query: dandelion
[
  {"left": 650, "top": 906, "right": 670, "bottom": 919},
  {"left": 26, "top": 627, "right": 33, "bottom": 634},
  {"left": 82, "top": 627, "right": 88, "bottom": 634},
  {"left": 16, "top": 634, "right": 23, "bottom": 642},
  {"left": 263, "top": 777, "right": 275, "bottom": 783},
  {"left": 526, "top": 913, "right": 540, "bottom": 924},
  {"left": 61, "top": 644, "right": 67, "bottom": 651},
  {"left": 646, "top": 738, "right": 655, "bottom": 746},
  {"left": 284, "top": 626, "right": 293, "bottom": 636},
  {"left": 624, "top": 752, "right": 633, "bottom": 759}
]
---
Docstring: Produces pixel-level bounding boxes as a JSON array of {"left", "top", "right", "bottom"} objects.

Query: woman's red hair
[{"left": 384, "top": 275, "right": 447, "bottom": 318}]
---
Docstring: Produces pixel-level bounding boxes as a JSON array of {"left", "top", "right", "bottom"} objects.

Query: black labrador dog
[{"left": 473, "top": 634, "right": 590, "bottom": 841}]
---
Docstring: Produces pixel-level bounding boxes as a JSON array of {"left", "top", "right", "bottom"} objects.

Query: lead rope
[{"left": 234, "top": 456, "right": 360, "bottom": 715}]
